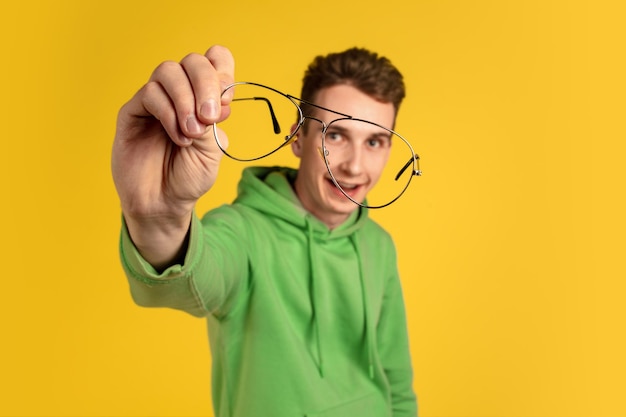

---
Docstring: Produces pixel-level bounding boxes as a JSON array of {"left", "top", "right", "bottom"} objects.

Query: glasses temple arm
[
  {"left": 395, "top": 155, "right": 422, "bottom": 181},
  {"left": 233, "top": 97, "right": 281, "bottom": 134}
]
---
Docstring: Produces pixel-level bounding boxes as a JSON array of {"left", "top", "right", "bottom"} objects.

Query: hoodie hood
[{"left": 234, "top": 166, "right": 368, "bottom": 237}]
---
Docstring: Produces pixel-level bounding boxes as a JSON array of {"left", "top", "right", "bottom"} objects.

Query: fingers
[
  {"left": 206, "top": 45, "right": 235, "bottom": 103},
  {"left": 141, "top": 45, "right": 235, "bottom": 146},
  {"left": 138, "top": 79, "right": 191, "bottom": 146}
]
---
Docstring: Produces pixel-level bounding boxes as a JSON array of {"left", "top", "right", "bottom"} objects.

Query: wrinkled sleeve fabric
[{"left": 119, "top": 207, "right": 249, "bottom": 318}]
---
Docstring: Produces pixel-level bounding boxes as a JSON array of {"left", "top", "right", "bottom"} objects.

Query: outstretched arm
[{"left": 111, "top": 45, "right": 235, "bottom": 270}]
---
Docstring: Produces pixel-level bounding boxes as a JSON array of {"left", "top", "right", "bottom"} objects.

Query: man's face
[{"left": 291, "top": 84, "right": 396, "bottom": 229}]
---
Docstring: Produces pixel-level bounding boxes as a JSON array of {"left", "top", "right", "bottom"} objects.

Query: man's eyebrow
[
  {"left": 327, "top": 124, "right": 350, "bottom": 132},
  {"left": 328, "top": 124, "right": 391, "bottom": 136},
  {"left": 367, "top": 131, "right": 393, "bottom": 141}
]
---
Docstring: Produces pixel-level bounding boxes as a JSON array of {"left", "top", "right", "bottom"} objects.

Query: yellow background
[{"left": 1, "top": 1, "right": 624, "bottom": 416}]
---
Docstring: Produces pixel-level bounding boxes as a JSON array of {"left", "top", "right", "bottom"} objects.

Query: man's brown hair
[{"left": 300, "top": 47, "right": 406, "bottom": 117}]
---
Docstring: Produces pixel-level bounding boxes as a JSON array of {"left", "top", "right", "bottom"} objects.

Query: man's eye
[
  {"left": 327, "top": 131, "right": 343, "bottom": 141},
  {"left": 368, "top": 137, "right": 389, "bottom": 148}
]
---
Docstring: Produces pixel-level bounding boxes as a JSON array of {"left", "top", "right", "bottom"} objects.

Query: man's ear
[{"left": 290, "top": 123, "right": 302, "bottom": 157}]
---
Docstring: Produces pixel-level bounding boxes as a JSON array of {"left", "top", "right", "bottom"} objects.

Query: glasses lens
[
  {"left": 215, "top": 83, "right": 300, "bottom": 161},
  {"left": 322, "top": 119, "right": 416, "bottom": 208}
]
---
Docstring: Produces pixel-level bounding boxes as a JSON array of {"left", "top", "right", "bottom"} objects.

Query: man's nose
[{"left": 338, "top": 143, "right": 364, "bottom": 176}]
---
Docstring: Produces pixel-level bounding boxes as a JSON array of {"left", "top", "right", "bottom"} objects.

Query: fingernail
[
  {"left": 200, "top": 99, "right": 219, "bottom": 120},
  {"left": 186, "top": 116, "right": 203, "bottom": 135}
]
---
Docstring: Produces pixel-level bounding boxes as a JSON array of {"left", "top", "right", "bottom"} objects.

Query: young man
[{"left": 112, "top": 45, "right": 418, "bottom": 417}]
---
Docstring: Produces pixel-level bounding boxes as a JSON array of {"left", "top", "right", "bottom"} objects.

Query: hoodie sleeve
[
  {"left": 377, "top": 268, "right": 418, "bottom": 417},
  {"left": 119, "top": 207, "right": 250, "bottom": 318}
]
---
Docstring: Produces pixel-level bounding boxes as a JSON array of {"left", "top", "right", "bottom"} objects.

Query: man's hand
[{"left": 111, "top": 45, "right": 235, "bottom": 269}]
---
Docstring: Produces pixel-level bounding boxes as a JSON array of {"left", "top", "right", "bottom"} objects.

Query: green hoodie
[{"left": 120, "top": 166, "right": 417, "bottom": 417}]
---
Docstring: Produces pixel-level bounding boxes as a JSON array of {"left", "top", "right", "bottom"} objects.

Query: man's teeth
[{"left": 338, "top": 182, "right": 357, "bottom": 190}]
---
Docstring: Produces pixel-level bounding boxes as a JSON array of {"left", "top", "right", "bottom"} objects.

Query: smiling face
[{"left": 291, "top": 84, "right": 396, "bottom": 229}]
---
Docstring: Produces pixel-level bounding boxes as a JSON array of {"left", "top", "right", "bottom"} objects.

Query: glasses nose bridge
[{"left": 301, "top": 115, "right": 329, "bottom": 133}]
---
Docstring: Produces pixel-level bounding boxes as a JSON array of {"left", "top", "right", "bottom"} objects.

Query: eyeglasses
[{"left": 213, "top": 81, "right": 421, "bottom": 208}]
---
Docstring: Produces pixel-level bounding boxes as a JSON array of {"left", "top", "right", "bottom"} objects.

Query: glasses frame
[{"left": 213, "top": 81, "right": 421, "bottom": 208}]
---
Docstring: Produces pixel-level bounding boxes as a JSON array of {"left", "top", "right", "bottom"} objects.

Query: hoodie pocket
[{"left": 304, "top": 392, "right": 389, "bottom": 417}]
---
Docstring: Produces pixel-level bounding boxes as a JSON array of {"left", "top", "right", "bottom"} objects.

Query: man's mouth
[
  {"left": 326, "top": 177, "right": 363, "bottom": 198},
  {"left": 337, "top": 181, "right": 358, "bottom": 190}
]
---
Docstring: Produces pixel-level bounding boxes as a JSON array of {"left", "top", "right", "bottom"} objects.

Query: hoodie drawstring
[
  {"left": 306, "top": 218, "right": 324, "bottom": 377},
  {"left": 351, "top": 235, "right": 376, "bottom": 379}
]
